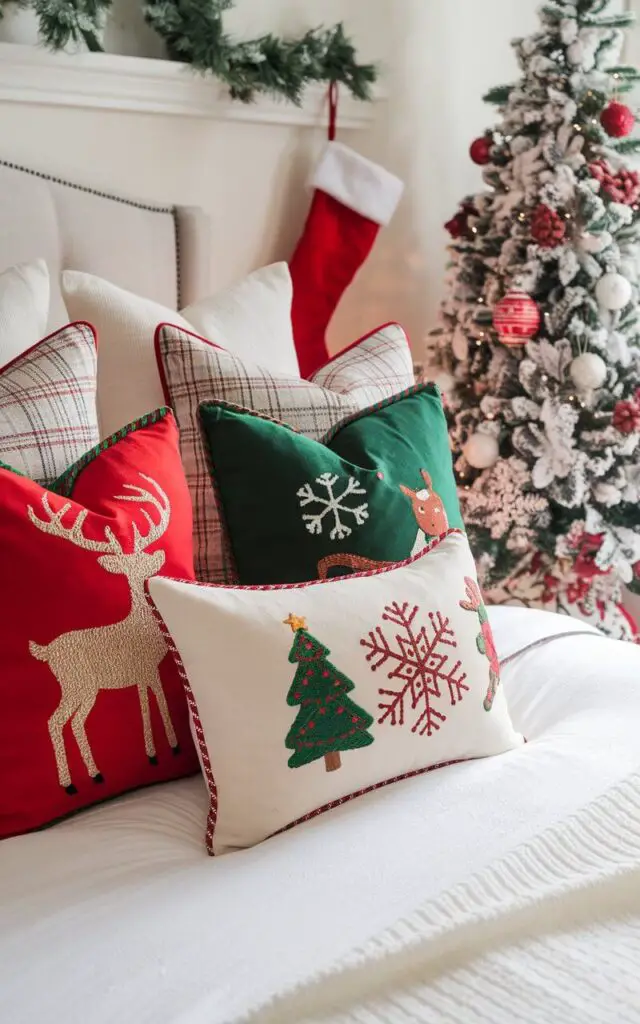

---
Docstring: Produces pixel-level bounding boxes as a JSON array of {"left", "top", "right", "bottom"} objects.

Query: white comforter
[{"left": 1, "top": 607, "right": 640, "bottom": 1024}]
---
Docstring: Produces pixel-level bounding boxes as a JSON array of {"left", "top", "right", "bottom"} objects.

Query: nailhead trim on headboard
[{"left": 0, "top": 158, "right": 183, "bottom": 307}]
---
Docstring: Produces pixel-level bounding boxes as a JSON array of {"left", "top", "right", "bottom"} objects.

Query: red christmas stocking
[{"left": 290, "top": 139, "right": 404, "bottom": 378}]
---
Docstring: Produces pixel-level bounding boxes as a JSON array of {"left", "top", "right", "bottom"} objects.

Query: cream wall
[{"left": 2, "top": 0, "right": 617, "bottom": 358}]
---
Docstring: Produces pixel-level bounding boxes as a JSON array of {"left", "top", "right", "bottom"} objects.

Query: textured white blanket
[{"left": 254, "top": 770, "right": 640, "bottom": 1023}]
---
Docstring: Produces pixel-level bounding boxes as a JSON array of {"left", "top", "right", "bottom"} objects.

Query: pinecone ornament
[
  {"left": 613, "top": 399, "right": 640, "bottom": 435},
  {"left": 530, "top": 204, "right": 567, "bottom": 248}
]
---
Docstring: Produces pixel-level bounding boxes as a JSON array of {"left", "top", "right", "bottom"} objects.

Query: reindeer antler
[
  {"left": 115, "top": 474, "right": 171, "bottom": 553},
  {"left": 27, "top": 493, "right": 123, "bottom": 553}
]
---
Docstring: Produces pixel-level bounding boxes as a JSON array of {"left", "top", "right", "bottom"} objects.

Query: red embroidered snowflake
[{"left": 360, "top": 602, "right": 469, "bottom": 737}]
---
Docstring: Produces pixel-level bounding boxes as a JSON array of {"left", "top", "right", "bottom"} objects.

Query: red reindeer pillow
[{"left": 0, "top": 408, "right": 199, "bottom": 840}]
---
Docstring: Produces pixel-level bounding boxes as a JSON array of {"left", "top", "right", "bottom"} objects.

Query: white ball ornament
[
  {"left": 464, "top": 432, "right": 500, "bottom": 470},
  {"left": 595, "top": 272, "right": 633, "bottom": 311},
  {"left": 569, "top": 352, "right": 607, "bottom": 391}
]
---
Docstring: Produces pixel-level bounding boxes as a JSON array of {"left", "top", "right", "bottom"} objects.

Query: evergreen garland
[{"left": 0, "top": 0, "right": 377, "bottom": 102}]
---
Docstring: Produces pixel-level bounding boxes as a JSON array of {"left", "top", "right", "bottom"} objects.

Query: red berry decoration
[
  {"left": 530, "top": 204, "right": 567, "bottom": 248},
  {"left": 613, "top": 399, "right": 640, "bottom": 435},
  {"left": 589, "top": 159, "right": 640, "bottom": 206},
  {"left": 470, "top": 136, "right": 492, "bottom": 165},
  {"left": 493, "top": 290, "right": 541, "bottom": 347},
  {"left": 445, "top": 202, "right": 476, "bottom": 239},
  {"left": 600, "top": 101, "right": 635, "bottom": 139}
]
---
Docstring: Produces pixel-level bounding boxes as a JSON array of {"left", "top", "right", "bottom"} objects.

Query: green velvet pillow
[{"left": 199, "top": 385, "right": 463, "bottom": 585}]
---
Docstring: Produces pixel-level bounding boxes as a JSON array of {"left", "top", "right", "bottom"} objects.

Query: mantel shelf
[{"left": 0, "top": 42, "right": 383, "bottom": 128}]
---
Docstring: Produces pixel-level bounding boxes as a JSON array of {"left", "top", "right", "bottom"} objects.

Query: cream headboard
[{"left": 0, "top": 159, "right": 211, "bottom": 328}]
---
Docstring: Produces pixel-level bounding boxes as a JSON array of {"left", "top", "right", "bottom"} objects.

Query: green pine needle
[
  {"left": 483, "top": 84, "right": 513, "bottom": 106},
  {"left": 611, "top": 137, "right": 640, "bottom": 155},
  {"left": 142, "top": 1, "right": 376, "bottom": 103},
  {"left": 3, "top": 0, "right": 377, "bottom": 104}
]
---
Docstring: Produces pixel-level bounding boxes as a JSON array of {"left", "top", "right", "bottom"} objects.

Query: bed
[{"left": 1, "top": 161, "right": 640, "bottom": 1024}]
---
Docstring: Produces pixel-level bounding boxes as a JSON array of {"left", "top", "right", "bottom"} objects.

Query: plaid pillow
[
  {"left": 155, "top": 322, "right": 414, "bottom": 582},
  {"left": 0, "top": 323, "right": 99, "bottom": 485}
]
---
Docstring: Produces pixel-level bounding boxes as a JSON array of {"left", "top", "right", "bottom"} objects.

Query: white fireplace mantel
[{"left": 0, "top": 42, "right": 383, "bottom": 129}]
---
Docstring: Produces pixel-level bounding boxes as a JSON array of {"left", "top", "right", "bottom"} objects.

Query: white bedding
[{"left": 1, "top": 606, "right": 640, "bottom": 1024}]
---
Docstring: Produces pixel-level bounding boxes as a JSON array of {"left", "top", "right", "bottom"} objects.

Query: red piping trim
[
  {"left": 153, "top": 321, "right": 224, "bottom": 406},
  {"left": 0, "top": 320, "right": 98, "bottom": 375},
  {"left": 311, "top": 321, "right": 409, "bottom": 376},
  {"left": 269, "top": 756, "right": 468, "bottom": 840},
  {"left": 144, "top": 529, "right": 467, "bottom": 856},
  {"left": 321, "top": 382, "right": 441, "bottom": 446},
  {"left": 146, "top": 587, "right": 219, "bottom": 855},
  {"left": 155, "top": 528, "right": 463, "bottom": 595}
]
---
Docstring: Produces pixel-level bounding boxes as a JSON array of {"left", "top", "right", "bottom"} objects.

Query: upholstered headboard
[{"left": 0, "top": 159, "right": 211, "bottom": 327}]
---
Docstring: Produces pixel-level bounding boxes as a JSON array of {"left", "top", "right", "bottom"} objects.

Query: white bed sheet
[{"left": 1, "top": 607, "right": 639, "bottom": 1024}]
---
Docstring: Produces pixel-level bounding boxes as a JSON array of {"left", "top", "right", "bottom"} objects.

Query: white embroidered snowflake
[{"left": 297, "top": 473, "right": 369, "bottom": 541}]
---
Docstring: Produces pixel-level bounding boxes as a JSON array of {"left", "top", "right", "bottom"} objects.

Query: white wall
[{"left": 0, "top": 0, "right": 574, "bottom": 357}]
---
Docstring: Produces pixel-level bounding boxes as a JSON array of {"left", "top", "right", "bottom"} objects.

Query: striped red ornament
[{"left": 493, "top": 290, "right": 540, "bottom": 347}]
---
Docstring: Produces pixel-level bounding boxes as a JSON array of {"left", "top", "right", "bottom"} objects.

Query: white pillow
[
  {"left": 0, "top": 259, "right": 50, "bottom": 367},
  {"left": 61, "top": 263, "right": 299, "bottom": 438},
  {"left": 149, "top": 532, "right": 523, "bottom": 855}
]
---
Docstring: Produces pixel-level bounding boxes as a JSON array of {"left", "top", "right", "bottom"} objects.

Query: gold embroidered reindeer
[
  {"left": 28, "top": 475, "right": 179, "bottom": 794},
  {"left": 317, "top": 469, "right": 449, "bottom": 579}
]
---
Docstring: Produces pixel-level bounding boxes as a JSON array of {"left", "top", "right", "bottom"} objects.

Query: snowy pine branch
[{"left": 432, "top": 0, "right": 640, "bottom": 637}]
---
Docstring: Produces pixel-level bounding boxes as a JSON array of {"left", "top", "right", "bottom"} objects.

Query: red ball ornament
[
  {"left": 493, "top": 290, "right": 541, "bottom": 347},
  {"left": 469, "top": 136, "right": 492, "bottom": 165},
  {"left": 600, "top": 101, "right": 635, "bottom": 139}
]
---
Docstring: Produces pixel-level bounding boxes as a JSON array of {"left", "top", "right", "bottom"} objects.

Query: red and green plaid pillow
[{"left": 0, "top": 322, "right": 99, "bottom": 485}]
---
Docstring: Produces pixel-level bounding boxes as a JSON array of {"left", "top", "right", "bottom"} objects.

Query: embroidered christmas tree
[{"left": 284, "top": 614, "right": 374, "bottom": 772}]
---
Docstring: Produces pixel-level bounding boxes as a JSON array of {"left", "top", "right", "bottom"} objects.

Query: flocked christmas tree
[
  {"left": 431, "top": 0, "right": 640, "bottom": 640},
  {"left": 284, "top": 615, "right": 374, "bottom": 773}
]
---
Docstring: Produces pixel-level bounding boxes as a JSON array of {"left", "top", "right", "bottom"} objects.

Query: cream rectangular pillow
[
  {"left": 0, "top": 259, "right": 50, "bottom": 367},
  {"left": 61, "top": 263, "right": 299, "bottom": 438},
  {"left": 148, "top": 532, "right": 523, "bottom": 855}
]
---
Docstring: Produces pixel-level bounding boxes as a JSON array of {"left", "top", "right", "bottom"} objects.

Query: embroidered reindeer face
[
  {"left": 98, "top": 548, "right": 166, "bottom": 579},
  {"left": 400, "top": 469, "right": 449, "bottom": 537}
]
